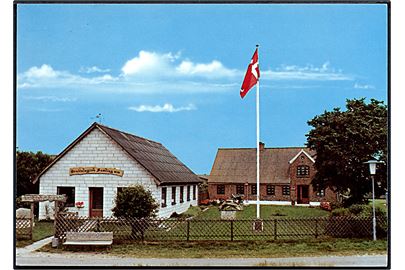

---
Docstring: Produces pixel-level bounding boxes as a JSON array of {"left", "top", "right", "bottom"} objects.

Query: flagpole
[{"left": 256, "top": 44, "right": 260, "bottom": 220}]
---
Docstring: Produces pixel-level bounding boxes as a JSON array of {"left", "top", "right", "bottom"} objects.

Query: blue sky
[{"left": 16, "top": 3, "right": 388, "bottom": 174}]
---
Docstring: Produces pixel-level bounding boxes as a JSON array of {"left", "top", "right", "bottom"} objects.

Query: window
[
  {"left": 316, "top": 189, "right": 325, "bottom": 197},
  {"left": 236, "top": 184, "right": 244, "bottom": 195},
  {"left": 267, "top": 185, "right": 275, "bottom": 195},
  {"left": 187, "top": 186, "right": 191, "bottom": 201},
  {"left": 180, "top": 186, "right": 184, "bottom": 203},
  {"left": 161, "top": 187, "right": 167, "bottom": 207},
  {"left": 282, "top": 186, "right": 290, "bottom": 196},
  {"left": 193, "top": 185, "right": 196, "bottom": 200},
  {"left": 217, "top": 185, "right": 225, "bottom": 195},
  {"left": 297, "top": 165, "right": 310, "bottom": 177},
  {"left": 172, "top": 187, "right": 176, "bottom": 205},
  {"left": 250, "top": 184, "right": 257, "bottom": 195},
  {"left": 57, "top": 187, "right": 75, "bottom": 207}
]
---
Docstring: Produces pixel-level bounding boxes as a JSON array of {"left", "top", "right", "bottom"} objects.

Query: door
[
  {"left": 89, "top": 187, "right": 103, "bottom": 217},
  {"left": 297, "top": 185, "right": 309, "bottom": 204}
]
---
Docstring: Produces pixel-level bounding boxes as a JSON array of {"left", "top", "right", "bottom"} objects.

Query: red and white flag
[{"left": 240, "top": 48, "right": 260, "bottom": 98}]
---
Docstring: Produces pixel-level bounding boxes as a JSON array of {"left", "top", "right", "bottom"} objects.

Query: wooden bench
[{"left": 63, "top": 232, "right": 113, "bottom": 247}]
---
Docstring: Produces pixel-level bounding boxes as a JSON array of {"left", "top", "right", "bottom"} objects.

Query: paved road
[
  {"left": 16, "top": 252, "right": 387, "bottom": 267},
  {"left": 15, "top": 237, "right": 388, "bottom": 267}
]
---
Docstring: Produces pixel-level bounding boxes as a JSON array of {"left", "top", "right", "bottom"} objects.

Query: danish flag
[{"left": 240, "top": 48, "right": 260, "bottom": 98}]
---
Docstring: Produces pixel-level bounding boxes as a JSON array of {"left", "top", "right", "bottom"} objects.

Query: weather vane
[{"left": 91, "top": 113, "right": 103, "bottom": 124}]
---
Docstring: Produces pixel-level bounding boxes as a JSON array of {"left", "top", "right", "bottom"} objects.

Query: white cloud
[
  {"left": 176, "top": 60, "right": 238, "bottom": 78},
  {"left": 79, "top": 66, "right": 111, "bottom": 73},
  {"left": 23, "top": 96, "right": 77, "bottom": 102},
  {"left": 354, "top": 83, "right": 375, "bottom": 89},
  {"left": 261, "top": 62, "right": 352, "bottom": 81},
  {"left": 128, "top": 103, "right": 196, "bottom": 113},
  {"left": 24, "top": 64, "right": 58, "bottom": 78},
  {"left": 121, "top": 50, "right": 179, "bottom": 76},
  {"left": 17, "top": 51, "right": 353, "bottom": 94},
  {"left": 17, "top": 64, "right": 118, "bottom": 89}
]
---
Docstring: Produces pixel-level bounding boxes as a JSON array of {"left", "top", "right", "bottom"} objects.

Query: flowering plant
[{"left": 75, "top": 201, "right": 84, "bottom": 208}]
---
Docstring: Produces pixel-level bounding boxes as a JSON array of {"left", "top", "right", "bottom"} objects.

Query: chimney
[{"left": 259, "top": 142, "right": 265, "bottom": 151}]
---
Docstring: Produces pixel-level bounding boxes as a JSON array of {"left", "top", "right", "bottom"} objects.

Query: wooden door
[
  {"left": 298, "top": 185, "right": 309, "bottom": 204},
  {"left": 89, "top": 187, "right": 103, "bottom": 217}
]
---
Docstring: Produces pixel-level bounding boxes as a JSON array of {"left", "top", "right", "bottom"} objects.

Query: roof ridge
[
  {"left": 218, "top": 146, "right": 309, "bottom": 150},
  {"left": 96, "top": 122, "right": 162, "bottom": 146}
]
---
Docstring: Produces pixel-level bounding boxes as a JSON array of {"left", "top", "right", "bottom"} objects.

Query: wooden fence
[
  {"left": 16, "top": 217, "right": 32, "bottom": 239},
  {"left": 55, "top": 214, "right": 387, "bottom": 242}
]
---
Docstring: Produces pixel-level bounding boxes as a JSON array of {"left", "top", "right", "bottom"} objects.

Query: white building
[{"left": 34, "top": 123, "right": 201, "bottom": 220}]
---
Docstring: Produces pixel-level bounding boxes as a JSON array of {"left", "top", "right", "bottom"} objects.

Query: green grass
[
  {"left": 182, "top": 206, "right": 203, "bottom": 217},
  {"left": 16, "top": 220, "right": 54, "bottom": 247},
  {"left": 369, "top": 199, "right": 387, "bottom": 209},
  {"left": 237, "top": 205, "right": 330, "bottom": 219},
  {"left": 38, "top": 238, "right": 387, "bottom": 258}
]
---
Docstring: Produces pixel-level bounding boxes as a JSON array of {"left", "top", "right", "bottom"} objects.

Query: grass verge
[
  {"left": 38, "top": 238, "right": 387, "bottom": 258},
  {"left": 16, "top": 220, "right": 54, "bottom": 248}
]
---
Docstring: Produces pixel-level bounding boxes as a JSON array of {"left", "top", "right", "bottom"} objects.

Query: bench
[{"left": 63, "top": 232, "right": 113, "bottom": 247}]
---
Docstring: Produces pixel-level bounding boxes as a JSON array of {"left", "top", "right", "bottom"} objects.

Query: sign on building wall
[{"left": 69, "top": 167, "right": 124, "bottom": 177}]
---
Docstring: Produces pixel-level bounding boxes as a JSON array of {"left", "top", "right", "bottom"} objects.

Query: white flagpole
[{"left": 256, "top": 45, "right": 260, "bottom": 220}]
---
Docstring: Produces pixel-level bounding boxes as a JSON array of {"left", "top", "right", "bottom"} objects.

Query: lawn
[
  {"left": 39, "top": 238, "right": 387, "bottom": 258},
  {"left": 188, "top": 204, "right": 330, "bottom": 220},
  {"left": 16, "top": 220, "right": 54, "bottom": 247}
]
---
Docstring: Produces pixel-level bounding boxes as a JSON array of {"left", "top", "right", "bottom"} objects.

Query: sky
[{"left": 16, "top": 3, "right": 388, "bottom": 174}]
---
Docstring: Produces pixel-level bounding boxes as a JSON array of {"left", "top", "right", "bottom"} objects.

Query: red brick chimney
[{"left": 259, "top": 142, "right": 265, "bottom": 151}]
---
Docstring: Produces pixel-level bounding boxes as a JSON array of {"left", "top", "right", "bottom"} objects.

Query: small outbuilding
[{"left": 33, "top": 122, "right": 202, "bottom": 220}]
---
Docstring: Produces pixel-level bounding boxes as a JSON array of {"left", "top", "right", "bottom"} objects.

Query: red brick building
[{"left": 208, "top": 143, "right": 338, "bottom": 205}]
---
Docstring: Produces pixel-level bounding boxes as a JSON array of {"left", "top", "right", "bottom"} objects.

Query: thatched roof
[{"left": 208, "top": 147, "right": 315, "bottom": 185}]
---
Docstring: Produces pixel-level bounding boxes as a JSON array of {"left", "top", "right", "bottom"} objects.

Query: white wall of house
[
  {"left": 38, "top": 128, "right": 198, "bottom": 220},
  {"left": 158, "top": 185, "right": 199, "bottom": 218}
]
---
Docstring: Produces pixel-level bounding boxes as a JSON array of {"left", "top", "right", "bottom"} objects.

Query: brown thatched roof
[{"left": 208, "top": 147, "right": 315, "bottom": 185}]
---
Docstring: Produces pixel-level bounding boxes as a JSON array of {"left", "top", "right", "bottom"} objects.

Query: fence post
[
  {"left": 315, "top": 219, "right": 318, "bottom": 239},
  {"left": 274, "top": 219, "right": 277, "bottom": 240},
  {"left": 230, "top": 220, "right": 234, "bottom": 241},
  {"left": 30, "top": 202, "right": 34, "bottom": 240},
  {"left": 187, "top": 220, "right": 190, "bottom": 241}
]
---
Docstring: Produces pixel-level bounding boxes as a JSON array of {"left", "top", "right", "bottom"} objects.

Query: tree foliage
[
  {"left": 306, "top": 98, "right": 387, "bottom": 206},
  {"left": 112, "top": 185, "right": 158, "bottom": 219},
  {"left": 16, "top": 150, "right": 54, "bottom": 198}
]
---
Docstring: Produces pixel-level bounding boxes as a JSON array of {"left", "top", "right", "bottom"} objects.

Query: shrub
[
  {"left": 359, "top": 205, "right": 387, "bottom": 218},
  {"left": 112, "top": 185, "right": 158, "bottom": 219},
  {"left": 329, "top": 201, "right": 343, "bottom": 210},
  {"left": 330, "top": 208, "right": 351, "bottom": 217},
  {"left": 348, "top": 204, "right": 365, "bottom": 215}
]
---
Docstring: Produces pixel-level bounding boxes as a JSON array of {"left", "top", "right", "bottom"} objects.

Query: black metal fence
[{"left": 55, "top": 214, "right": 387, "bottom": 242}]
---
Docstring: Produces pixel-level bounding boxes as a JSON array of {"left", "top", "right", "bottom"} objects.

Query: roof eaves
[
  {"left": 32, "top": 122, "right": 99, "bottom": 184},
  {"left": 288, "top": 149, "right": 316, "bottom": 164}
]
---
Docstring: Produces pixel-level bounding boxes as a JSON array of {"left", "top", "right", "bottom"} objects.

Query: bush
[
  {"left": 330, "top": 208, "right": 351, "bottom": 217},
  {"left": 329, "top": 201, "right": 343, "bottom": 210},
  {"left": 348, "top": 204, "right": 365, "bottom": 215},
  {"left": 112, "top": 185, "right": 158, "bottom": 219},
  {"left": 359, "top": 205, "right": 387, "bottom": 218}
]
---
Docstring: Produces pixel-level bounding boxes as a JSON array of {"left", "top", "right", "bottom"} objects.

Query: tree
[
  {"left": 16, "top": 150, "right": 54, "bottom": 197},
  {"left": 112, "top": 185, "right": 158, "bottom": 219},
  {"left": 306, "top": 98, "right": 388, "bottom": 206}
]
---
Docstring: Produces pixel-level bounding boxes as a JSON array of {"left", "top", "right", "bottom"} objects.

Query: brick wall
[
  {"left": 289, "top": 152, "right": 337, "bottom": 204},
  {"left": 208, "top": 151, "right": 337, "bottom": 204},
  {"left": 208, "top": 183, "right": 291, "bottom": 202},
  {"left": 38, "top": 128, "right": 198, "bottom": 220}
]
